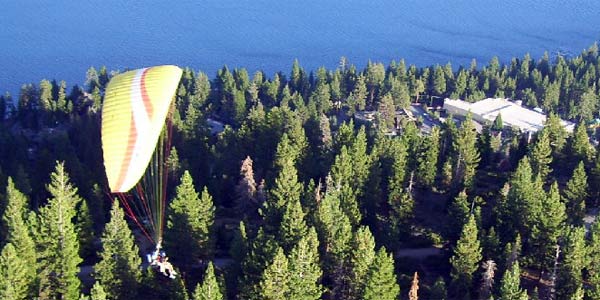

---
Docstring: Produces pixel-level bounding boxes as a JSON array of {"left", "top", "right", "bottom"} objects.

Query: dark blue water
[{"left": 2, "top": 0, "right": 599, "bottom": 95}]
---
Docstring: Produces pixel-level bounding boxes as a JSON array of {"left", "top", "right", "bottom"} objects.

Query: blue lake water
[{"left": 2, "top": 0, "right": 600, "bottom": 95}]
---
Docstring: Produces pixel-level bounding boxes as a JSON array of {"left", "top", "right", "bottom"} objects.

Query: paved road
[
  {"left": 396, "top": 247, "right": 444, "bottom": 259},
  {"left": 409, "top": 105, "right": 440, "bottom": 134}
]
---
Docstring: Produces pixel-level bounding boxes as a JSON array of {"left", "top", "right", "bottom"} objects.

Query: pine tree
[
  {"left": 448, "top": 190, "right": 470, "bottom": 242},
  {"left": 587, "top": 219, "right": 600, "bottom": 300},
  {"left": 239, "top": 228, "right": 279, "bottom": 300},
  {"left": 36, "top": 162, "right": 83, "bottom": 300},
  {"left": 2, "top": 178, "right": 36, "bottom": 296},
  {"left": 0, "top": 243, "right": 29, "bottom": 300},
  {"left": 89, "top": 282, "right": 107, "bottom": 300},
  {"left": 504, "top": 156, "right": 543, "bottom": 240},
  {"left": 193, "top": 262, "right": 223, "bottom": 300},
  {"left": 310, "top": 78, "right": 332, "bottom": 114},
  {"left": 556, "top": 227, "right": 586, "bottom": 299},
  {"left": 450, "top": 215, "right": 482, "bottom": 299},
  {"left": 348, "top": 75, "right": 367, "bottom": 113},
  {"left": 441, "top": 159, "right": 453, "bottom": 189},
  {"left": 377, "top": 93, "right": 396, "bottom": 129},
  {"left": 363, "top": 151, "right": 384, "bottom": 226},
  {"left": 482, "top": 227, "right": 501, "bottom": 265},
  {"left": 166, "top": 171, "right": 215, "bottom": 266},
  {"left": 544, "top": 112, "right": 568, "bottom": 156},
  {"left": 75, "top": 198, "right": 95, "bottom": 259},
  {"left": 529, "top": 182, "right": 566, "bottom": 272},
  {"left": 563, "top": 162, "right": 588, "bottom": 226},
  {"left": 493, "top": 113, "right": 503, "bottom": 131},
  {"left": 570, "top": 121, "right": 594, "bottom": 164},
  {"left": 499, "top": 261, "right": 528, "bottom": 300},
  {"left": 416, "top": 126, "right": 440, "bottom": 187},
  {"left": 259, "top": 247, "right": 290, "bottom": 300},
  {"left": 433, "top": 65, "right": 447, "bottom": 96},
  {"left": 345, "top": 226, "right": 376, "bottom": 300},
  {"left": 362, "top": 247, "right": 400, "bottom": 300},
  {"left": 590, "top": 152, "right": 600, "bottom": 206},
  {"left": 314, "top": 186, "right": 353, "bottom": 274},
  {"left": 39, "top": 79, "right": 53, "bottom": 115},
  {"left": 166, "top": 146, "right": 182, "bottom": 183},
  {"left": 387, "top": 142, "right": 413, "bottom": 241},
  {"left": 56, "top": 80, "right": 69, "bottom": 115},
  {"left": 529, "top": 129, "right": 552, "bottom": 181},
  {"left": 412, "top": 78, "right": 425, "bottom": 103},
  {"left": 333, "top": 120, "right": 355, "bottom": 154},
  {"left": 351, "top": 127, "right": 371, "bottom": 203},
  {"left": 227, "top": 221, "right": 247, "bottom": 296},
  {"left": 264, "top": 134, "right": 303, "bottom": 228},
  {"left": 94, "top": 200, "right": 141, "bottom": 300},
  {"left": 478, "top": 126, "right": 493, "bottom": 168},
  {"left": 287, "top": 227, "right": 323, "bottom": 300},
  {"left": 278, "top": 196, "right": 308, "bottom": 252},
  {"left": 330, "top": 146, "right": 362, "bottom": 225},
  {"left": 453, "top": 113, "right": 480, "bottom": 189}
]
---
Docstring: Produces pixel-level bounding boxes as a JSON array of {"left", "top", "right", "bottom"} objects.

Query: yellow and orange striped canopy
[{"left": 102, "top": 65, "right": 182, "bottom": 193}]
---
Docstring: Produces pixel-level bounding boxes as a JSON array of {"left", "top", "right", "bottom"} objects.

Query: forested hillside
[{"left": 2, "top": 44, "right": 600, "bottom": 299}]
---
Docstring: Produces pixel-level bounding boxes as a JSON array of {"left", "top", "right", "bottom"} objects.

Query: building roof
[{"left": 444, "top": 98, "right": 574, "bottom": 132}]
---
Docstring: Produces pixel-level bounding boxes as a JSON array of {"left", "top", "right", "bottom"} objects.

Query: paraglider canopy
[{"left": 102, "top": 65, "right": 182, "bottom": 193}]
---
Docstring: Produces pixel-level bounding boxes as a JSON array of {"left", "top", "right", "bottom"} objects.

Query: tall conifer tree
[
  {"left": 287, "top": 227, "right": 323, "bottom": 300},
  {"left": 278, "top": 196, "right": 308, "bottom": 252},
  {"left": 90, "top": 282, "right": 108, "bottom": 300},
  {"left": 416, "top": 126, "right": 440, "bottom": 187},
  {"left": 362, "top": 247, "right": 400, "bottom": 300},
  {"left": 505, "top": 156, "right": 542, "bottom": 239},
  {"left": 193, "top": 262, "right": 223, "bottom": 300},
  {"left": 166, "top": 171, "right": 215, "bottom": 265},
  {"left": 563, "top": 162, "right": 588, "bottom": 226},
  {"left": 259, "top": 247, "right": 290, "bottom": 300},
  {"left": 75, "top": 199, "right": 95, "bottom": 259},
  {"left": 314, "top": 186, "right": 352, "bottom": 274},
  {"left": 331, "top": 146, "right": 362, "bottom": 225},
  {"left": 556, "top": 227, "right": 586, "bottom": 299},
  {"left": 2, "top": 178, "right": 36, "bottom": 296},
  {"left": 346, "top": 226, "right": 376, "bottom": 300},
  {"left": 239, "top": 228, "right": 278, "bottom": 300},
  {"left": 529, "top": 182, "right": 566, "bottom": 272},
  {"left": 453, "top": 113, "right": 480, "bottom": 189},
  {"left": 94, "top": 200, "right": 141, "bottom": 300},
  {"left": 587, "top": 220, "right": 600, "bottom": 299},
  {"left": 36, "top": 162, "right": 82, "bottom": 300},
  {"left": 448, "top": 190, "right": 470, "bottom": 242},
  {"left": 570, "top": 121, "right": 594, "bottom": 164},
  {"left": 499, "top": 261, "right": 528, "bottom": 300},
  {"left": 264, "top": 134, "right": 303, "bottom": 229},
  {"left": 543, "top": 113, "right": 568, "bottom": 156},
  {"left": 450, "top": 215, "right": 482, "bottom": 299},
  {"left": 530, "top": 129, "right": 552, "bottom": 181},
  {"left": 0, "top": 243, "right": 29, "bottom": 300}
]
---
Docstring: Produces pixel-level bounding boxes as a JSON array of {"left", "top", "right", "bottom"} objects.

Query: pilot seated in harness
[{"left": 147, "top": 240, "right": 177, "bottom": 279}]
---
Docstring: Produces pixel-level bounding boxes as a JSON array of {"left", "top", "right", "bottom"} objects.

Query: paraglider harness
[{"left": 147, "top": 240, "right": 177, "bottom": 279}]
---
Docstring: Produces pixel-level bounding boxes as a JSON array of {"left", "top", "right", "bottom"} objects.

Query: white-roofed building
[{"left": 443, "top": 98, "right": 575, "bottom": 133}]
